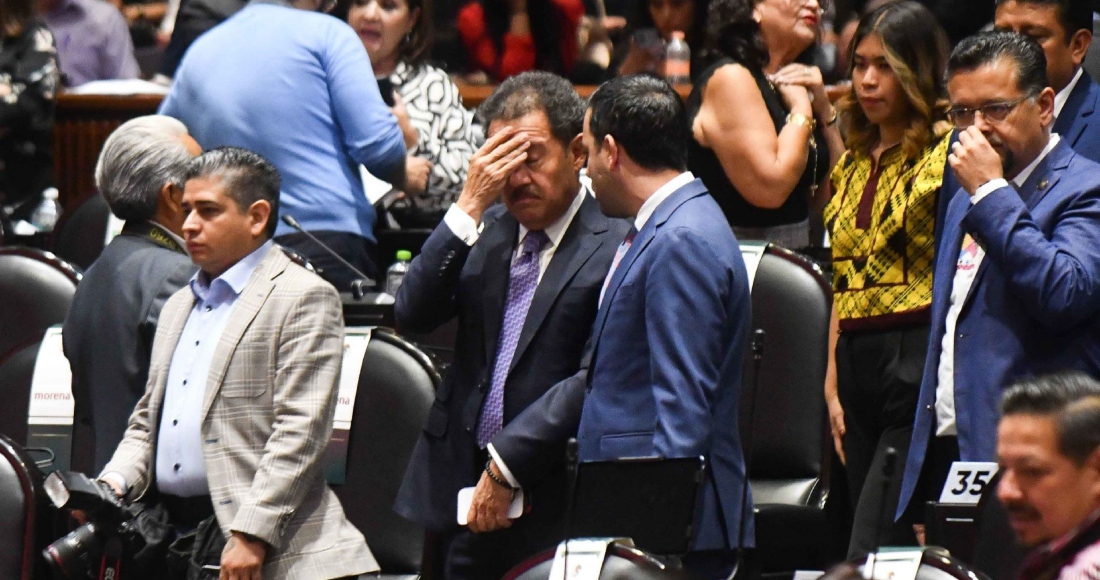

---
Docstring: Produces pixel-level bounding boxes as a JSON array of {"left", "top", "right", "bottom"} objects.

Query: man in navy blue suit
[
  {"left": 995, "top": 0, "right": 1100, "bottom": 160},
  {"left": 393, "top": 71, "right": 629, "bottom": 580},
  {"left": 936, "top": 0, "right": 1100, "bottom": 254},
  {"left": 898, "top": 31, "right": 1100, "bottom": 528},
  {"left": 486, "top": 75, "right": 754, "bottom": 579}
]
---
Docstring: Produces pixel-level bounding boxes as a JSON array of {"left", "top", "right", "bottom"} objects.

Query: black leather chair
[
  {"left": 333, "top": 328, "right": 439, "bottom": 580},
  {"left": 0, "top": 248, "right": 80, "bottom": 446},
  {"left": 52, "top": 192, "right": 111, "bottom": 271},
  {"left": 0, "top": 433, "right": 48, "bottom": 580},
  {"left": 740, "top": 244, "right": 839, "bottom": 574},
  {"left": 969, "top": 472, "right": 1027, "bottom": 580}
]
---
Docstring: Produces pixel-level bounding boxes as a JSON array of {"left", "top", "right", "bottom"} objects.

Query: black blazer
[
  {"left": 62, "top": 222, "right": 195, "bottom": 472},
  {"left": 393, "top": 194, "right": 629, "bottom": 533}
]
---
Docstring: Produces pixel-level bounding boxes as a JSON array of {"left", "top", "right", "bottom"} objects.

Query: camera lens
[{"left": 43, "top": 523, "right": 103, "bottom": 579}]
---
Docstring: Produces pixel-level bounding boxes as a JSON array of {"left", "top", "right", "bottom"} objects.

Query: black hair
[
  {"left": 184, "top": 147, "right": 282, "bottom": 239},
  {"left": 995, "top": 0, "right": 1095, "bottom": 40},
  {"left": 587, "top": 74, "right": 689, "bottom": 171},
  {"left": 636, "top": 0, "right": 712, "bottom": 52},
  {"left": 702, "top": 0, "right": 768, "bottom": 71},
  {"left": 476, "top": 70, "right": 585, "bottom": 146},
  {"left": 947, "top": 30, "right": 1048, "bottom": 95},
  {"left": 1002, "top": 371, "right": 1100, "bottom": 464}
]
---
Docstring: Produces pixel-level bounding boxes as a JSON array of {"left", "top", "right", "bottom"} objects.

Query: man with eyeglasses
[
  {"left": 897, "top": 31, "right": 1100, "bottom": 532},
  {"left": 158, "top": 0, "right": 409, "bottom": 291}
]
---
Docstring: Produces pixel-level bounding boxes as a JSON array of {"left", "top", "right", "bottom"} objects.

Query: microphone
[
  {"left": 280, "top": 214, "right": 377, "bottom": 295},
  {"left": 562, "top": 437, "right": 580, "bottom": 580},
  {"left": 867, "top": 447, "right": 898, "bottom": 580},
  {"left": 728, "top": 328, "right": 765, "bottom": 580}
]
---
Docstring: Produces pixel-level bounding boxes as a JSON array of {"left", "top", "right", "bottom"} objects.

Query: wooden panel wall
[{"left": 53, "top": 94, "right": 163, "bottom": 212}]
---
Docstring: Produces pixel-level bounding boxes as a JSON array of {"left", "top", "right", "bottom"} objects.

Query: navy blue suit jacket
[
  {"left": 1055, "top": 70, "right": 1100, "bottom": 162},
  {"left": 936, "top": 72, "right": 1100, "bottom": 256},
  {"left": 898, "top": 140, "right": 1100, "bottom": 517},
  {"left": 393, "top": 194, "right": 629, "bottom": 533},
  {"left": 495, "top": 178, "right": 755, "bottom": 552}
]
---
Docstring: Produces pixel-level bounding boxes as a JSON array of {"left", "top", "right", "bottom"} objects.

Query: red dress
[{"left": 456, "top": 0, "right": 584, "bottom": 81}]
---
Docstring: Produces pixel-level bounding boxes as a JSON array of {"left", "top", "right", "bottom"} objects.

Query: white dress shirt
[
  {"left": 934, "top": 135, "right": 1060, "bottom": 436},
  {"left": 1055, "top": 68, "right": 1083, "bottom": 121},
  {"left": 154, "top": 240, "right": 274, "bottom": 496}
]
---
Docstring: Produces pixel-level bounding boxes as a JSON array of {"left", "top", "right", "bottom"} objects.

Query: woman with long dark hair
[
  {"left": 0, "top": 0, "right": 58, "bottom": 220},
  {"left": 456, "top": 0, "right": 584, "bottom": 81},
  {"left": 348, "top": 0, "right": 479, "bottom": 208},
  {"left": 686, "top": 0, "right": 844, "bottom": 249},
  {"left": 823, "top": 0, "right": 951, "bottom": 557}
]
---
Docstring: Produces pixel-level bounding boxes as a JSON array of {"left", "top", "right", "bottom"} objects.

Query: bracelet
[
  {"left": 485, "top": 460, "right": 517, "bottom": 491},
  {"left": 824, "top": 105, "right": 838, "bottom": 127},
  {"left": 786, "top": 112, "right": 816, "bottom": 132}
]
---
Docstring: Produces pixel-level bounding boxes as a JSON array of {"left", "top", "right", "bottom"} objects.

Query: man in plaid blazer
[{"left": 100, "top": 147, "right": 375, "bottom": 580}]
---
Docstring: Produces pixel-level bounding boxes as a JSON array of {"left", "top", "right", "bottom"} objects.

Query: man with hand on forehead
[
  {"left": 393, "top": 71, "right": 629, "bottom": 579},
  {"left": 897, "top": 31, "right": 1100, "bottom": 529}
]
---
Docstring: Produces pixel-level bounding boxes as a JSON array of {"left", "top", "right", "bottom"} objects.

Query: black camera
[{"left": 41, "top": 471, "right": 146, "bottom": 580}]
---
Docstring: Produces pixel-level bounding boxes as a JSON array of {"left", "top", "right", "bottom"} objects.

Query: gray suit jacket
[
  {"left": 63, "top": 221, "right": 195, "bottom": 472},
  {"left": 102, "top": 245, "right": 376, "bottom": 579}
]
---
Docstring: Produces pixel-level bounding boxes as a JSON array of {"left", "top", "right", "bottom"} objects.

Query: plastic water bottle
[
  {"left": 30, "top": 187, "right": 62, "bottom": 232},
  {"left": 385, "top": 249, "right": 412, "bottom": 297},
  {"left": 664, "top": 31, "right": 691, "bottom": 86}
]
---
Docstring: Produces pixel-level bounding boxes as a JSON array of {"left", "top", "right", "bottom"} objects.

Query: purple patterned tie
[{"left": 477, "top": 229, "right": 549, "bottom": 448}]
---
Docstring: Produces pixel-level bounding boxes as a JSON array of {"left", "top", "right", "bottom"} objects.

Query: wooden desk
[{"left": 54, "top": 93, "right": 163, "bottom": 211}]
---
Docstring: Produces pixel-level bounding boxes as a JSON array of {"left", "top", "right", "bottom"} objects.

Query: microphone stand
[
  {"left": 727, "top": 329, "right": 765, "bottom": 580},
  {"left": 280, "top": 214, "right": 377, "bottom": 295}
]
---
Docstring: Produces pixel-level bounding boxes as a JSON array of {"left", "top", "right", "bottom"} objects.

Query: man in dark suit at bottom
[
  {"left": 63, "top": 115, "right": 199, "bottom": 472},
  {"left": 393, "top": 71, "right": 629, "bottom": 580},
  {"left": 476, "top": 75, "right": 755, "bottom": 580}
]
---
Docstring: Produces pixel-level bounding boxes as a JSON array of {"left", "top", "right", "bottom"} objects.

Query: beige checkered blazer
[{"left": 103, "top": 245, "right": 377, "bottom": 579}]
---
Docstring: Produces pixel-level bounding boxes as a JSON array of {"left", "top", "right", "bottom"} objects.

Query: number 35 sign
[{"left": 938, "top": 461, "right": 1000, "bottom": 505}]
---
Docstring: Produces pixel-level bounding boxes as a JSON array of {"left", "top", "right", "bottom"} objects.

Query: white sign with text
[{"left": 938, "top": 461, "right": 999, "bottom": 504}]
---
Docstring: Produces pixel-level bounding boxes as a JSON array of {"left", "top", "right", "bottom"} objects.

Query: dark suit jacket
[
  {"left": 62, "top": 221, "right": 195, "bottom": 472},
  {"left": 1054, "top": 70, "right": 1100, "bottom": 163},
  {"left": 898, "top": 140, "right": 1100, "bottom": 518},
  {"left": 495, "top": 179, "right": 755, "bottom": 552},
  {"left": 393, "top": 194, "right": 629, "bottom": 534}
]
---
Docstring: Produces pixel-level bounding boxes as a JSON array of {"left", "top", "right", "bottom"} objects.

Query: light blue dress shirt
[
  {"left": 155, "top": 241, "right": 273, "bottom": 497},
  {"left": 158, "top": 0, "right": 406, "bottom": 242}
]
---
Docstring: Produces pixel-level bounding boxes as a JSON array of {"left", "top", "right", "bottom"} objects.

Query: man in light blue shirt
[
  {"left": 159, "top": 0, "right": 407, "bottom": 291},
  {"left": 101, "top": 147, "right": 376, "bottom": 579}
]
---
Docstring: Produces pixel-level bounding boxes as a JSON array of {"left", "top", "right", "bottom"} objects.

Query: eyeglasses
[{"left": 946, "top": 94, "right": 1034, "bottom": 128}]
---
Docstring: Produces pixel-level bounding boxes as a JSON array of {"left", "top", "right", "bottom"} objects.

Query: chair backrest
[
  {"left": 0, "top": 434, "right": 45, "bottom": 580},
  {"left": 971, "top": 472, "right": 1027, "bottom": 580},
  {"left": 332, "top": 328, "right": 438, "bottom": 574},
  {"left": 741, "top": 245, "right": 831, "bottom": 508},
  {"left": 52, "top": 193, "right": 111, "bottom": 271},
  {"left": 0, "top": 249, "right": 79, "bottom": 445}
]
